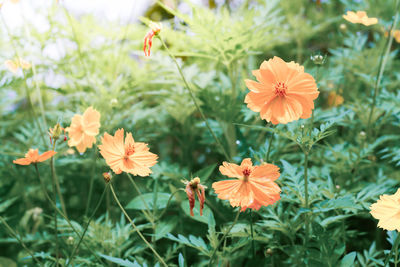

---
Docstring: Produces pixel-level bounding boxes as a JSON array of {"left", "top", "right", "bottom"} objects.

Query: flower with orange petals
[
  {"left": 5, "top": 58, "right": 31, "bottom": 74},
  {"left": 370, "top": 188, "right": 400, "bottom": 231},
  {"left": 244, "top": 56, "right": 319, "bottom": 124},
  {"left": 13, "top": 149, "right": 56, "bottom": 165},
  {"left": 342, "top": 11, "right": 378, "bottom": 26},
  {"left": 212, "top": 158, "right": 281, "bottom": 212},
  {"left": 385, "top": 30, "right": 400, "bottom": 43},
  {"left": 327, "top": 91, "right": 344, "bottom": 107},
  {"left": 183, "top": 177, "right": 206, "bottom": 216},
  {"left": 66, "top": 107, "right": 101, "bottom": 153},
  {"left": 143, "top": 22, "right": 162, "bottom": 57},
  {"left": 98, "top": 129, "right": 158, "bottom": 176}
]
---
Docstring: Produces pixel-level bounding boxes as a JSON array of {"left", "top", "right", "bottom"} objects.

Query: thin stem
[
  {"left": 156, "top": 189, "right": 185, "bottom": 220},
  {"left": 50, "top": 144, "right": 59, "bottom": 266},
  {"left": 366, "top": 1, "right": 399, "bottom": 138},
  {"left": 385, "top": 232, "right": 400, "bottom": 267},
  {"left": 85, "top": 147, "right": 98, "bottom": 217},
  {"left": 266, "top": 132, "right": 275, "bottom": 163},
  {"left": 126, "top": 173, "right": 154, "bottom": 224},
  {"left": 109, "top": 183, "right": 168, "bottom": 267},
  {"left": 66, "top": 184, "right": 109, "bottom": 267},
  {"left": 250, "top": 210, "right": 255, "bottom": 258},
  {"left": 50, "top": 142, "right": 67, "bottom": 216},
  {"left": 208, "top": 208, "right": 241, "bottom": 267},
  {"left": 0, "top": 216, "right": 42, "bottom": 266},
  {"left": 33, "top": 164, "right": 104, "bottom": 264},
  {"left": 303, "top": 150, "right": 310, "bottom": 248},
  {"left": 158, "top": 37, "right": 231, "bottom": 161}
]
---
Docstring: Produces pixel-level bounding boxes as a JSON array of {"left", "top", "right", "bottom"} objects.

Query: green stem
[
  {"left": 33, "top": 164, "right": 104, "bottom": 264},
  {"left": 0, "top": 216, "right": 42, "bottom": 266},
  {"left": 303, "top": 150, "right": 310, "bottom": 248},
  {"left": 109, "top": 183, "right": 168, "bottom": 267},
  {"left": 85, "top": 147, "right": 98, "bottom": 217},
  {"left": 250, "top": 210, "right": 255, "bottom": 258},
  {"left": 49, "top": 144, "right": 59, "bottom": 265},
  {"left": 50, "top": 143, "right": 67, "bottom": 216},
  {"left": 126, "top": 173, "right": 155, "bottom": 224},
  {"left": 156, "top": 189, "right": 185, "bottom": 220},
  {"left": 208, "top": 209, "right": 241, "bottom": 267},
  {"left": 66, "top": 184, "right": 109, "bottom": 267},
  {"left": 158, "top": 37, "right": 231, "bottom": 161},
  {"left": 385, "top": 232, "right": 400, "bottom": 267},
  {"left": 366, "top": 1, "right": 399, "bottom": 139},
  {"left": 266, "top": 132, "right": 275, "bottom": 163}
]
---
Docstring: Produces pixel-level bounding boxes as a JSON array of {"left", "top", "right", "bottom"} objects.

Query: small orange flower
[
  {"left": 4, "top": 58, "right": 31, "bottom": 74},
  {"left": 183, "top": 177, "right": 206, "bottom": 216},
  {"left": 98, "top": 129, "right": 158, "bottom": 176},
  {"left": 143, "top": 22, "right": 162, "bottom": 57},
  {"left": 342, "top": 11, "right": 378, "bottom": 26},
  {"left": 385, "top": 30, "right": 400, "bottom": 43},
  {"left": 244, "top": 57, "right": 319, "bottom": 124},
  {"left": 13, "top": 149, "right": 56, "bottom": 165},
  {"left": 370, "top": 188, "right": 400, "bottom": 231},
  {"left": 327, "top": 91, "right": 344, "bottom": 107},
  {"left": 212, "top": 158, "right": 281, "bottom": 212},
  {"left": 65, "top": 107, "right": 101, "bottom": 153}
]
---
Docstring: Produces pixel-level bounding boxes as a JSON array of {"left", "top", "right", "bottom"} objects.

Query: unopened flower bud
[
  {"left": 339, "top": 23, "right": 347, "bottom": 32},
  {"left": 49, "top": 123, "right": 65, "bottom": 144},
  {"left": 266, "top": 248, "right": 273, "bottom": 256},
  {"left": 103, "top": 172, "right": 112, "bottom": 183},
  {"left": 310, "top": 54, "right": 326, "bottom": 65},
  {"left": 32, "top": 207, "right": 43, "bottom": 221},
  {"left": 110, "top": 98, "right": 118, "bottom": 106},
  {"left": 67, "top": 236, "right": 74, "bottom": 245},
  {"left": 359, "top": 131, "right": 366, "bottom": 139},
  {"left": 335, "top": 185, "right": 340, "bottom": 189}
]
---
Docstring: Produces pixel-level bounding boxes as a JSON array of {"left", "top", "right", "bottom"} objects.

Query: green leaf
[
  {"left": 155, "top": 219, "right": 177, "bottom": 241},
  {"left": 0, "top": 257, "right": 16, "bottom": 267},
  {"left": 178, "top": 253, "right": 185, "bottom": 267},
  {"left": 340, "top": 252, "right": 356, "bottom": 267},
  {"left": 99, "top": 254, "right": 140, "bottom": 267},
  {"left": 126, "top": 193, "right": 171, "bottom": 210},
  {"left": 193, "top": 164, "right": 217, "bottom": 182},
  {"left": 180, "top": 201, "right": 215, "bottom": 225},
  {"left": 0, "top": 197, "right": 18, "bottom": 213}
]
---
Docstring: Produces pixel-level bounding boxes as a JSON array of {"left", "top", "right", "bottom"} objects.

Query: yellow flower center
[{"left": 274, "top": 82, "right": 287, "bottom": 97}]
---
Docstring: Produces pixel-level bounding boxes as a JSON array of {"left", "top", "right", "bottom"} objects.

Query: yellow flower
[
  {"left": 370, "top": 189, "right": 400, "bottom": 231},
  {"left": 343, "top": 11, "right": 378, "bottom": 26},
  {"left": 327, "top": 91, "right": 344, "bottom": 107}
]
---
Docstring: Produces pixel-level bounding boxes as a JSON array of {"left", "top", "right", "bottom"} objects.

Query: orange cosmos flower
[
  {"left": 143, "top": 22, "right": 162, "bottom": 57},
  {"left": 342, "top": 11, "right": 378, "bottom": 26},
  {"left": 327, "top": 91, "right": 344, "bottom": 107},
  {"left": 13, "top": 149, "right": 56, "bottom": 165},
  {"left": 385, "top": 30, "right": 400, "bottom": 43},
  {"left": 183, "top": 177, "right": 206, "bottom": 216},
  {"left": 370, "top": 188, "right": 400, "bottom": 231},
  {"left": 4, "top": 58, "right": 31, "bottom": 74},
  {"left": 98, "top": 128, "right": 158, "bottom": 176},
  {"left": 65, "top": 107, "right": 101, "bottom": 153},
  {"left": 212, "top": 158, "right": 281, "bottom": 212},
  {"left": 244, "top": 56, "right": 319, "bottom": 124}
]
